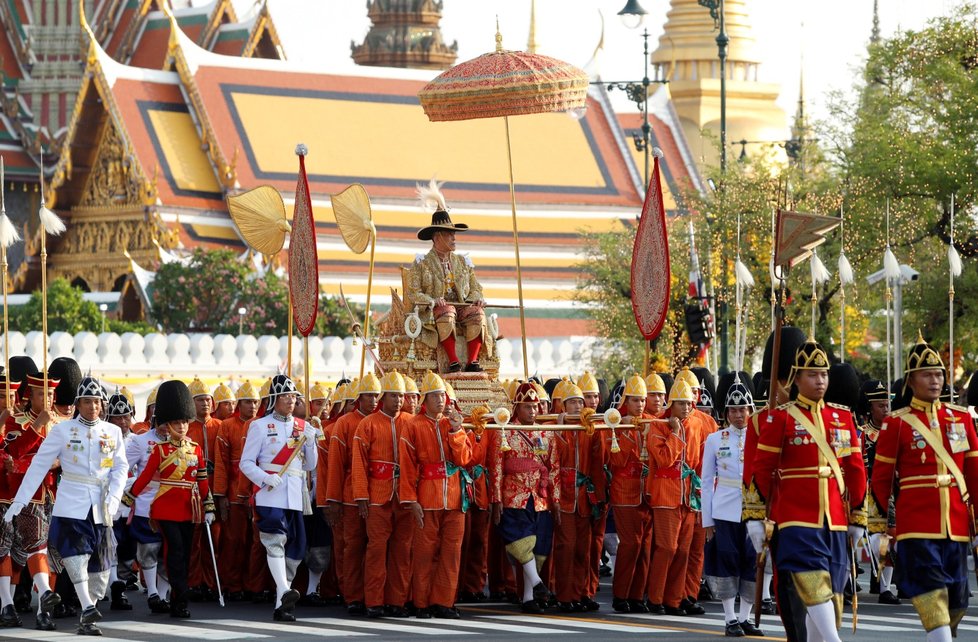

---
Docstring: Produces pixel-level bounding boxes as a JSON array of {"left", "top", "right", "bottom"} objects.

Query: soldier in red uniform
[
  {"left": 126, "top": 380, "right": 216, "bottom": 619},
  {"left": 752, "top": 339, "right": 867, "bottom": 642},
  {"left": 871, "top": 334, "right": 978, "bottom": 642}
]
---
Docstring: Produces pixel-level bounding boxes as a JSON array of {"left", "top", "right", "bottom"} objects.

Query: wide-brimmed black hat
[
  {"left": 154, "top": 380, "right": 196, "bottom": 426},
  {"left": 417, "top": 210, "right": 469, "bottom": 241}
]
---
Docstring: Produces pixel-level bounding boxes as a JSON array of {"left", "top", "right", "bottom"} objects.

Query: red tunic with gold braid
[
  {"left": 3, "top": 411, "right": 58, "bottom": 504},
  {"left": 871, "top": 399, "right": 978, "bottom": 542},
  {"left": 752, "top": 395, "right": 867, "bottom": 531},
  {"left": 128, "top": 438, "right": 215, "bottom": 523}
]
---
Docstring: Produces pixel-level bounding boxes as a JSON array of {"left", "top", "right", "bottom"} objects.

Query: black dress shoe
[
  {"left": 298, "top": 591, "right": 327, "bottom": 607},
  {"left": 39, "top": 590, "right": 61, "bottom": 613},
  {"left": 273, "top": 606, "right": 296, "bottom": 622},
  {"left": 385, "top": 605, "right": 410, "bottom": 618},
  {"left": 35, "top": 611, "right": 56, "bottom": 631},
  {"left": 431, "top": 605, "right": 460, "bottom": 619},
  {"left": 878, "top": 590, "right": 901, "bottom": 605},
  {"left": 415, "top": 607, "right": 432, "bottom": 619},
  {"left": 76, "top": 622, "right": 103, "bottom": 636},
  {"left": 664, "top": 604, "right": 687, "bottom": 616},
  {"left": 347, "top": 601, "right": 366, "bottom": 616},
  {"left": 52, "top": 602, "right": 76, "bottom": 618},
  {"left": 366, "top": 606, "right": 384, "bottom": 618},
  {"left": 629, "top": 599, "right": 649, "bottom": 613},
  {"left": 0, "top": 604, "right": 21, "bottom": 627},
  {"left": 599, "top": 564, "right": 612, "bottom": 577},
  {"left": 148, "top": 595, "right": 170, "bottom": 614},
  {"left": 464, "top": 362, "right": 483, "bottom": 372},
  {"left": 680, "top": 597, "right": 705, "bottom": 615},
  {"left": 447, "top": 362, "right": 462, "bottom": 373},
  {"left": 558, "top": 601, "right": 576, "bottom": 613},
  {"left": 169, "top": 603, "right": 191, "bottom": 618},
  {"left": 725, "top": 621, "right": 745, "bottom": 637},
  {"left": 280, "top": 589, "right": 300, "bottom": 611},
  {"left": 579, "top": 596, "right": 600, "bottom": 611},
  {"left": 612, "top": 597, "right": 631, "bottom": 613},
  {"left": 699, "top": 582, "right": 716, "bottom": 602},
  {"left": 79, "top": 606, "right": 102, "bottom": 625},
  {"left": 531, "top": 582, "right": 549, "bottom": 602},
  {"left": 760, "top": 598, "right": 777, "bottom": 615},
  {"left": 646, "top": 602, "right": 665, "bottom": 615},
  {"left": 457, "top": 591, "right": 486, "bottom": 603},
  {"left": 110, "top": 581, "right": 132, "bottom": 611},
  {"left": 521, "top": 600, "right": 543, "bottom": 614},
  {"left": 739, "top": 620, "right": 765, "bottom": 636}
]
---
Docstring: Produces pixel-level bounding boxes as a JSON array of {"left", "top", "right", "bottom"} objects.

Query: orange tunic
[
  {"left": 488, "top": 423, "right": 560, "bottom": 511},
  {"left": 646, "top": 417, "right": 705, "bottom": 509},
  {"left": 314, "top": 415, "right": 338, "bottom": 507},
  {"left": 467, "top": 430, "right": 490, "bottom": 511},
  {"left": 606, "top": 414, "right": 653, "bottom": 507},
  {"left": 188, "top": 417, "right": 222, "bottom": 474},
  {"left": 555, "top": 430, "right": 602, "bottom": 517},
  {"left": 131, "top": 421, "right": 150, "bottom": 435},
  {"left": 326, "top": 410, "right": 368, "bottom": 505},
  {"left": 213, "top": 414, "right": 250, "bottom": 502},
  {"left": 352, "top": 410, "right": 405, "bottom": 505},
  {"left": 399, "top": 413, "right": 472, "bottom": 510}
]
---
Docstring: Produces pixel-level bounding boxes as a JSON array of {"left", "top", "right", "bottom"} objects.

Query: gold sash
[
  {"left": 900, "top": 412, "right": 969, "bottom": 503},
  {"left": 786, "top": 405, "right": 846, "bottom": 492}
]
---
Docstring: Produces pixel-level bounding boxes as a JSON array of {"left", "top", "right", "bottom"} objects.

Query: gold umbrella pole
[
  {"left": 359, "top": 232, "right": 376, "bottom": 378},
  {"left": 2, "top": 244, "right": 9, "bottom": 400},
  {"left": 504, "top": 116, "right": 529, "bottom": 379},
  {"left": 287, "top": 298, "right": 293, "bottom": 379}
]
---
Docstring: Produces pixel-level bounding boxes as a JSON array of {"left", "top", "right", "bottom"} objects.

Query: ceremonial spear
[
  {"left": 0, "top": 158, "right": 21, "bottom": 408},
  {"left": 38, "top": 162, "right": 65, "bottom": 408}
]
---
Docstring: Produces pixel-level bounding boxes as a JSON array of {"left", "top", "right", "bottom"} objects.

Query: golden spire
[{"left": 527, "top": 0, "right": 539, "bottom": 53}]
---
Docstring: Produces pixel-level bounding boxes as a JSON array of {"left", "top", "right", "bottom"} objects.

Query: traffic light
[{"left": 684, "top": 302, "right": 714, "bottom": 345}]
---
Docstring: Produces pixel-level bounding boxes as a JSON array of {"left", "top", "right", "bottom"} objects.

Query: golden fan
[
  {"left": 227, "top": 185, "right": 291, "bottom": 257},
  {"left": 330, "top": 183, "right": 374, "bottom": 254}
]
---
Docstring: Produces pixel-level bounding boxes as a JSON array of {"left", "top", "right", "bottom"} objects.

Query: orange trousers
[
  {"left": 459, "top": 508, "right": 490, "bottom": 594},
  {"left": 364, "top": 502, "right": 415, "bottom": 608},
  {"left": 612, "top": 504, "right": 652, "bottom": 601},
  {"left": 684, "top": 516, "right": 706, "bottom": 599},
  {"left": 217, "top": 504, "right": 251, "bottom": 593},
  {"left": 554, "top": 511, "right": 592, "bottom": 602},
  {"left": 245, "top": 518, "right": 273, "bottom": 594},
  {"left": 648, "top": 506, "right": 694, "bottom": 608},
  {"left": 188, "top": 519, "right": 221, "bottom": 590},
  {"left": 487, "top": 526, "right": 516, "bottom": 595},
  {"left": 588, "top": 508, "right": 608, "bottom": 596},
  {"left": 328, "top": 508, "right": 346, "bottom": 599},
  {"left": 412, "top": 510, "right": 464, "bottom": 609},
  {"left": 342, "top": 505, "right": 367, "bottom": 604}
]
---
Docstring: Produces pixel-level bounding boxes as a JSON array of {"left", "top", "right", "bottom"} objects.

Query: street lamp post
[
  {"left": 99, "top": 303, "right": 108, "bottom": 333},
  {"left": 238, "top": 306, "right": 247, "bottom": 336}
]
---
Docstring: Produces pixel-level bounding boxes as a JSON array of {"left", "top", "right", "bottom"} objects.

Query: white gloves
[
  {"left": 204, "top": 512, "right": 216, "bottom": 526},
  {"left": 106, "top": 499, "right": 121, "bottom": 520},
  {"left": 848, "top": 525, "right": 866, "bottom": 547},
  {"left": 302, "top": 425, "right": 318, "bottom": 442},
  {"left": 746, "top": 520, "right": 766, "bottom": 552},
  {"left": 263, "top": 473, "right": 284, "bottom": 489},
  {"left": 3, "top": 501, "right": 24, "bottom": 523}
]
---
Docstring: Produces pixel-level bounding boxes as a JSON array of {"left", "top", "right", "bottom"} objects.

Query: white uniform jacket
[
  {"left": 13, "top": 418, "right": 127, "bottom": 525},
  {"left": 125, "top": 429, "right": 167, "bottom": 519},
  {"left": 240, "top": 414, "right": 317, "bottom": 511},
  {"left": 701, "top": 424, "right": 747, "bottom": 527}
]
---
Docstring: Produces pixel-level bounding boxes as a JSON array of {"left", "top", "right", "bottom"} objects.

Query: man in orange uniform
[
  {"left": 351, "top": 371, "right": 413, "bottom": 618},
  {"left": 552, "top": 382, "right": 602, "bottom": 612},
  {"left": 399, "top": 371, "right": 472, "bottom": 618},
  {"left": 130, "top": 385, "right": 158, "bottom": 435},
  {"left": 402, "top": 378, "right": 420, "bottom": 417},
  {"left": 489, "top": 382, "right": 559, "bottom": 614},
  {"left": 458, "top": 396, "right": 492, "bottom": 603},
  {"left": 300, "top": 381, "right": 332, "bottom": 605},
  {"left": 576, "top": 371, "right": 606, "bottom": 604},
  {"left": 213, "top": 383, "right": 236, "bottom": 421},
  {"left": 871, "top": 334, "right": 978, "bottom": 642},
  {"left": 752, "top": 339, "right": 867, "bottom": 642},
  {"left": 186, "top": 378, "right": 223, "bottom": 600},
  {"left": 315, "top": 381, "right": 350, "bottom": 604},
  {"left": 607, "top": 374, "right": 652, "bottom": 614},
  {"left": 213, "top": 380, "right": 259, "bottom": 601},
  {"left": 326, "top": 374, "right": 380, "bottom": 615}
]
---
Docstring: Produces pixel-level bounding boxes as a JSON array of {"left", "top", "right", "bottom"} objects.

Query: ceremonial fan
[{"left": 419, "top": 23, "right": 588, "bottom": 379}]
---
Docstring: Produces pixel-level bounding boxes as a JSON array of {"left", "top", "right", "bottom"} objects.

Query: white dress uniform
[
  {"left": 126, "top": 428, "right": 166, "bottom": 520},
  {"left": 701, "top": 425, "right": 746, "bottom": 527},
  {"left": 240, "top": 413, "right": 318, "bottom": 511}
]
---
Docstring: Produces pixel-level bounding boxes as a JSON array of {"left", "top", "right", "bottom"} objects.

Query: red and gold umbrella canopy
[{"left": 418, "top": 31, "right": 588, "bottom": 377}]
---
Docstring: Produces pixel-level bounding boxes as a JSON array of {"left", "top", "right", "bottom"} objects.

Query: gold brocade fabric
[
  {"left": 742, "top": 481, "right": 766, "bottom": 520},
  {"left": 505, "top": 535, "right": 535, "bottom": 565},
  {"left": 791, "top": 570, "right": 833, "bottom": 606},
  {"left": 911, "top": 588, "right": 950, "bottom": 631}
]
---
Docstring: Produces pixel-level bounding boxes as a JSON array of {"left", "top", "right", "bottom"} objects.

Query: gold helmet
[
  {"left": 532, "top": 382, "right": 549, "bottom": 403},
  {"left": 444, "top": 380, "right": 457, "bottom": 402},
  {"left": 562, "top": 382, "right": 584, "bottom": 402},
  {"left": 120, "top": 386, "right": 136, "bottom": 406},
  {"left": 213, "top": 382, "right": 235, "bottom": 404},
  {"left": 787, "top": 338, "right": 830, "bottom": 387},
  {"left": 668, "top": 379, "right": 695, "bottom": 405},
  {"left": 380, "top": 370, "right": 406, "bottom": 394},
  {"left": 675, "top": 367, "right": 701, "bottom": 390},
  {"left": 905, "top": 330, "right": 945, "bottom": 374},
  {"left": 419, "top": 370, "right": 447, "bottom": 396},
  {"left": 623, "top": 373, "right": 647, "bottom": 398},
  {"left": 259, "top": 377, "right": 273, "bottom": 400},
  {"left": 645, "top": 373, "right": 666, "bottom": 395},
  {"left": 236, "top": 380, "right": 260, "bottom": 401},
  {"left": 308, "top": 382, "right": 329, "bottom": 402},
  {"left": 404, "top": 376, "right": 420, "bottom": 396},
  {"left": 358, "top": 372, "right": 382, "bottom": 396},
  {"left": 147, "top": 383, "right": 160, "bottom": 406},
  {"left": 576, "top": 371, "right": 599, "bottom": 395},
  {"left": 551, "top": 377, "right": 571, "bottom": 402},
  {"left": 188, "top": 376, "right": 211, "bottom": 399}
]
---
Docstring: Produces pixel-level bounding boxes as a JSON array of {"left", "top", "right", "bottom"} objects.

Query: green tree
[{"left": 10, "top": 278, "right": 106, "bottom": 333}]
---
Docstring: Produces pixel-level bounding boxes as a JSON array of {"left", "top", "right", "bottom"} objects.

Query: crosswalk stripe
[
  {"left": 301, "top": 617, "right": 479, "bottom": 635},
  {"left": 0, "top": 630, "right": 133, "bottom": 642},
  {"left": 481, "top": 614, "right": 671, "bottom": 633},
  {"left": 99, "top": 619, "right": 271, "bottom": 639},
  {"left": 413, "top": 618, "right": 580, "bottom": 634},
  {"left": 607, "top": 610, "right": 923, "bottom": 633},
  {"left": 200, "top": 619, "right": 374, "bottom": 637}
]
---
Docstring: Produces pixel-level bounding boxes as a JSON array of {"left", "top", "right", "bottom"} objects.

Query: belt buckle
[
  {"left": 818, "top": 466, "right": 832, "bottom": 479},
  {"left": 936, "top": 474, "right": 953, "bottom": 487}
]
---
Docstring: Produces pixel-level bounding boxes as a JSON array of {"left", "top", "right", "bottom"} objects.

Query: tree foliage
[{"left": 9, "top": 278, "right": 154, "bottom": 335}]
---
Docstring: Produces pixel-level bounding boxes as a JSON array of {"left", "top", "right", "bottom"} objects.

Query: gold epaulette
[
  {"left": 776, "top": 401, "right": 793, "bottom": 411},
  {"left": 889, "top": 407, "right": 911, "bottom": 418},
  {"left": 825, "top": 402, "right": 852, "bottom": 412},
  {"left": 945, "top": 403, "right": 968, "bottom": 413}
]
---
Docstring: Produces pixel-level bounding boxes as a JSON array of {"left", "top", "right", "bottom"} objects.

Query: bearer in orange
[
  {"left": 187, "top": 378, "right": 223, "bottom": 598},
  {"left": 399, "top": 371, "right": 473, "bottom": 619},
  {"left": 352, "top": 371, "right": 414, "bottom": 618}
]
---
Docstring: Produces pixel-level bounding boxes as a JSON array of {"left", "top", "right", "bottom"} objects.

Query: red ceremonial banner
[
  {"left": 289, "top": 148, "right": 319, "bottom": 337},
  {"left": 630, "top": 155, "right": 671, "bottom": 341}
]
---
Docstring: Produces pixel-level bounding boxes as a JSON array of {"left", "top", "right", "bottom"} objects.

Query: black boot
[{"left": 110, "top": 581, "right": 132, "bottom": 611}]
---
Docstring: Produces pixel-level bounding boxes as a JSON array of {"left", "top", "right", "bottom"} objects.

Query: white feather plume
[
  {"left": 838, "top": 251, "right": 854, "bottom": 286},
  {"left": 38, "top": 206, "right": 65, "bottom": 236},
  {"left": 810, "top": 250, "right": 830, "bottom": 285},
  {"left": 768, "top": 257, "right": 777, "bottom": 286},
  {"left": 735, "top": 257, "right": 755, "bottom": 289},
  {"left": 948, "top": 244, "right": 962, "bottom": 278},
  {"left": 883, "top": 246, "right": 901, "bottom": 280},
  {"left": 0, "top": 213, "right": 20, "bottom": 249},
  {"left": 416, "top": 178, "right": 447, "bottom": 212}
]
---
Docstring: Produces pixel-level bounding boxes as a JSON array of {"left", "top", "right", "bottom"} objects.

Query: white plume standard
[
  {"left": 810, "top": 250, "right": 830, "bottom": 285},
  {"left": 735, "top": 257, "right": 755, "bottom": 289},
  {"left": 948, "top": 244, "right": 962, "bottom": 278},
  {"left": 838, "top": 251, "right": 854, "bottom": 286},
  {"left": 883, "top": 246, "right": 901, "bottom": 280},
  {"left": 416, "top": 178, "right": 447, "bottom": 212},
  {"left": 0, "top": 213, "right": 19, "bottom": 249},
  {"left": 38, "top": 206, "right": 65, "bottom": 236}
]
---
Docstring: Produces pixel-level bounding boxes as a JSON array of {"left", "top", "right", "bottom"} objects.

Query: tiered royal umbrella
[{"left": 418, "top": 28, "right": 588, "bottom": 379}]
